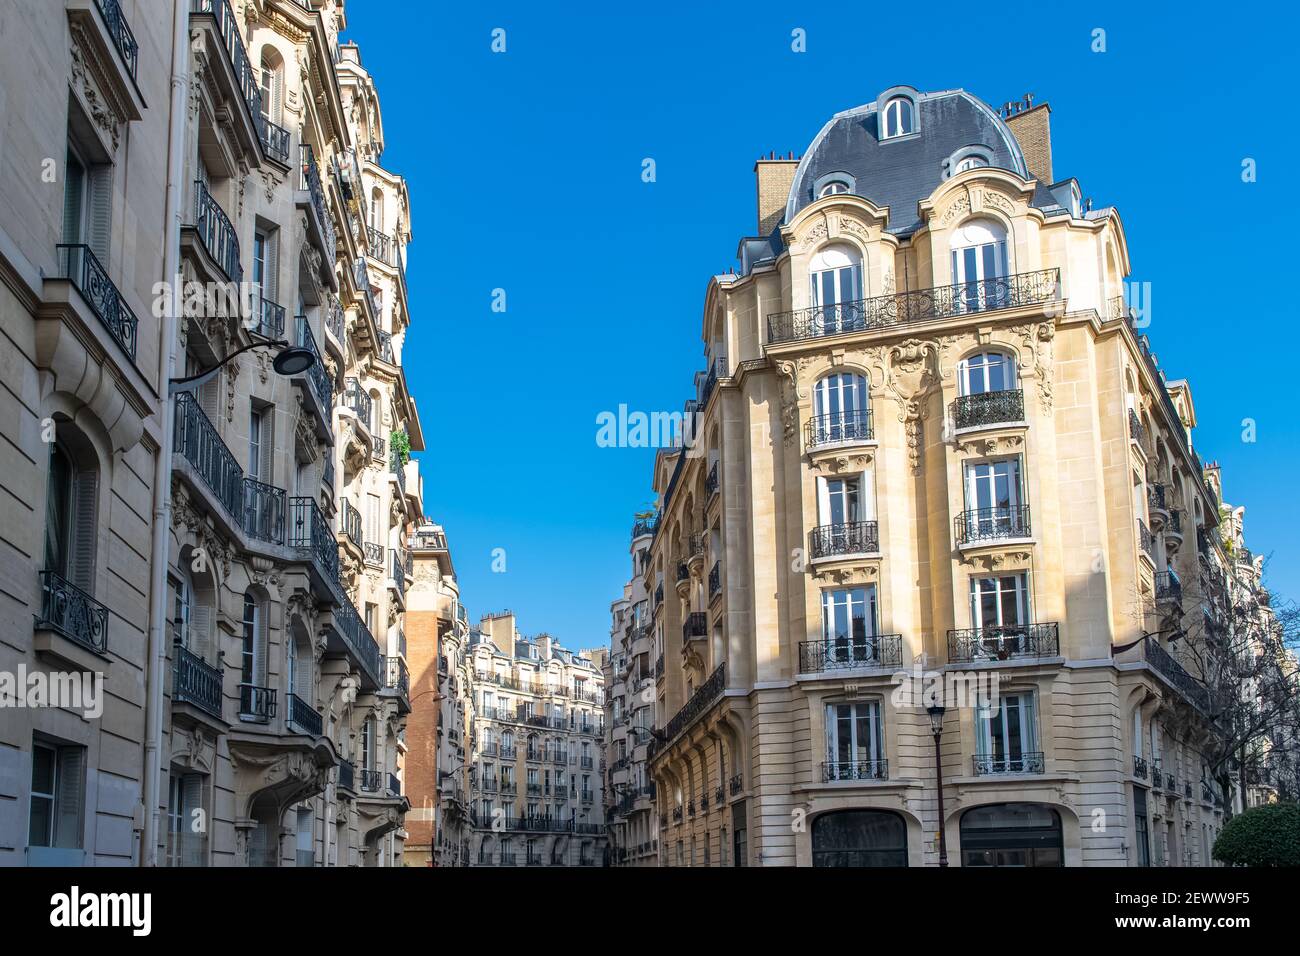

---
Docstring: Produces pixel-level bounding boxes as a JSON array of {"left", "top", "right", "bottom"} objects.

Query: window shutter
[
  {"left": 295, "top": 641, "right": 311, "bottom": 700},
  {"left": 182, "top": 774, "right": 205, "bottom": 867},
  {"left": 256, "top": 606, "right": 268, "bottom": 686},
  {"left": 87, "top": 164, "right": 113, "bottom": 263},
  {"left": 190, "top": 603, "right": 212, "bottom": 663},
  {"left": 259, "top": 407, "right": 274, "bottom": 485},
  {"left": 199, "top": 372, "right": 221, "bottom": 424},
  {"left": 266, "top": 231, "right": 280, "bottom": 303},
  {"left": 54, "top": 748, "right": 85, "bottom": 849},
  {"left": 70, "top": 468, "right": 98, "bottom": 593}
]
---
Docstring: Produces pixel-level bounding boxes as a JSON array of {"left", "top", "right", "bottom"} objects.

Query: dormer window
[
  {"left": 955, "top": 154, "right": 989, "bottom": 173},
  {"left": 819, "top": 181, "right": 850, "bottom": 198},
  {"left": 882, "top": 97, "right": 915, "bottom": 138}
]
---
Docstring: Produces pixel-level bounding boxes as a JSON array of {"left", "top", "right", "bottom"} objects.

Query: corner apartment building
[
  {"left": 602, "top": 524, "right": 659, "bottom": 865},
  {"left": 403, "top": 521, "right": 473, "bottom": 867},
  {"left": 0, "top": 0, "right": 422, "bottom": 866},
  {"left": 467, "top": 612, "right": 608, "bottom": 866},
  {"left": 631, "top": 86, "right": 1253, "bottom": 867}
]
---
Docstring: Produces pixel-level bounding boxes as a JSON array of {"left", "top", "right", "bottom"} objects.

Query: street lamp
[
  {"left": 167, "top": 338, "right": 316, "bottom": 394},
  {"left": 926, "top": 702, "right": 949, "bottom": 867}
]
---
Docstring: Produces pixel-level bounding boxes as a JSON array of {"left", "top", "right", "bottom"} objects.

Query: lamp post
[{"left": 927, "top": 702, "right": 949, "bottom": 867}]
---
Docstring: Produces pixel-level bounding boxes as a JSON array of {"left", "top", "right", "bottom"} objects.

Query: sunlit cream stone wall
[
  {"left": 0, "top": 0, "right": 424, "bottom": 867},
  {"left": 638, "top": 87, "right": 1236, "bottom": 868}
]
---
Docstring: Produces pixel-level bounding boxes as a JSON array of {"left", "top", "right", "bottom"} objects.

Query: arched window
[
  {"left": 259, "top": 48, "right": 284, "bottom": 126},
  {"left": 370, "top": 187, "right": 384, "bottom": 233},
  {"left": 950, "top": 220, "right": 1009, "bottom": 312},
  {"left": 954, "top": 153, "right": 989, "bottom": 173},
  {"left": 812, "top": 810, "right": 907, "bottom": 867},
  {"left": 957, "top": 352, "right": 1017, "bottom": 396},
  {"left": 811, "top": 372, "right": 871, "bottom": 445},
  {"left": 882, "top": 97, "right": 914, "bottom": 138},
  {"left": 960, "top": 803, "right": 1063, "bottom": 867},
  {"left": 819, "top": 180, "right": 850, "bottom": 198},
  {"left": 809, "top": 245, "right": 864, "bottom": 334}
]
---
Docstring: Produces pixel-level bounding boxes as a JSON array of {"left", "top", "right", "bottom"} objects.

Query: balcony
[
  {"left": 708, "top": 561, "right": 721, "bottom": 598},
  {"left": 362, "top": 541, "right": 382, "bottom": 566},
  {"left": 259, "top": 116, "right": 290, "bottom": 165},
  {"left": 809, "top": 520, "right": 879, "bottom": 560},
  {"left": 701, "top": 356, "right": 728, "bottom": 405},
  {"left": 344, "top": 377, "right": 373, "bottom": 431},
  {"left": 705, "top": 461, "right": 719, "bottom": 499},
  {"left": 799, "top": 634, "right": 903, "bottom": 673},
  {"left": 682, "top": 612, "right": 707, "bottom": 642},
  {"left": 253, "top": 295, "right": 286, "bottom": 339},
  {"left": 1134, "top": 755, "right": 1149, "bottom": 780},
  {"left": 376, "top": 329, "right": 395, "bottom": 364},
  {"left": 1138, "top": 519, "right": 1155, "bottom": 565},
  {"left": 1143, "top": 639, "right": 1210, "bottom": 712},
  {"left": 823, "top": 759, "right": 889, "bottom": 782},
  {"left": 242, "top": 477, "right": 285, "bottom": 546},
  {"left": 1155, "top": 571, "right": 1182, "bottom": 607},
  {"left": 289, "top": 496, "right": 339, "bottom": 588},
  {"left": 337, "top": 759, "right": 355, "bottom": 793},
  {"left": 55, "top": 244, "right": 138, "bottom": 361},
  {"left": 328, "top": 597, "right": 382, "bottom": 689},
  {"left": 389, "top": 549, "right": 406, "bottom": 604},
  {"left": 193, "top": 181, "right": 242, "bottom": 284},
  {"left": 954, "top": 505, "right": 1031, "bottom": 545},
  {"left": 973, "top": 752, "right": 1045, "bottom": 775},
  {"left": 238, "top": 683, "right": 277, "bottom": 723},
  {"left": 805, "top": 409, "right": 874, "bottom": 449},
  {"left": 359, "top": 769, "right": 382, "bottom": 793},
  {"left": 293, "top": 315, "right": 332, "bottom": 418},
  {"left": 174, "top": 391, "right": 243, "bottom": 518},
  {"left": 632, "top": 514, "right": 660, "bottom": 539},
  {"left": 1128, "top": 409, "right": 1147, "bottom": 449},
  {"left": 767, "top": 268, "right": 1060, "bottom": 343},
  {"left": 947, "top": 623, "right": 1059, "bottom": 663},
  {"left": 367, "top": 226, "right": 397, "bottom": 267},
  {"left": 287, "top": 692, "right": 322, "bottom": 736},
  {"left": 662, "top": 662, "right": 725, "bottom": 745},
  {"left": 297, "top": 144, "right": 337, "bottom": 263},
  {"left": 172, "top": 643, "right": 223, "bottom": 720},
  {"left": 190, "top": 0, "right": 264, "bottom": 163},
  {"left": 952, "top": 388, "right": 1024, "bottom": 430},
  {"left": 34, "top": 570, "right": 109, "bottom": 658},
  {"left": 340, "top": 497, "right": 363, "bottom": 550},
  {"left": 729, "top": 773, "right": 743, "bottom": 795}
]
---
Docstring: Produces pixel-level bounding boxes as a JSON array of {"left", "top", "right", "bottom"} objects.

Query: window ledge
[
  {"left": 810, "top": 550, "right": 882, "bottom": 566},
  {"left": 956, "top": 535, "right": 1035, "bottom": 553},
  {"left": 33, "top": 626, "right": 111, "bottom": 672},
  {"left": 953, "top": 419, "right": 1028, "bottom": 438}
]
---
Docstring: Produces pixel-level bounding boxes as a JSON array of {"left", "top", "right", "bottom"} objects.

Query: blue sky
[{"left": 348, "top": 1, "right": 1299, "bottom": 649}]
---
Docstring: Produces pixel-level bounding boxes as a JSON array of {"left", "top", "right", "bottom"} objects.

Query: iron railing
[
  {"left": 701, "top": 356, "right": 728, "bottom": 405},
  {"left": 337, "top": 759, "right": 355, "bottom": 791},
  {"left": 1138, "top": 519, "right": 1155, "bottom": 562},
  {"left": 1155, "top": 571, "right": 1182, "bottom": 605},
  {"left": 330, "top": 598, "right": 382, "bottom": 686},
  {"left": 809, "top": 520, "right": 879, "bottom": 558},
  {"left": 193, "top": 180, "right": 241, "bottom": 283},
  {"left": 287, "top": 693, "right": 322, "bottom": 736},
  {"left": 324, "top": 294, "right": 345, "bottom": 341},
  {"left": 806, "top": 408, "right": 874, "bottom": 448},
  {"left": 294, "top": 315, "right": 331, "bottom": 410},
  {"left": 952, "top": 389, "right": 1024, "bottom": 430},
  {"left": 705, "top": 461, "right": 719, "bottom": 498},
  {"left": 390, "top": 453, "right": 407, "bottom": 496},
  {"left": 973, "top": 752, "right": 1044, "bottom": 775},
  {"left": 662, "top": 662, "right": 725, "bottom": 744},
  {"left": 799, "top": 634, "right": 903, "bottom": 672},
  {"left": 260, "top": 116, "right": 290, "bottom": 164},
  {"left": 632, "top": 514, "right": 659, "bottom": 538},
  {"left": 172, "top": 643, "right": 222, "bottom": 718},
  {"left": 823, "top": 759, "right": 889, "bottom": 782},
  {"left": 409, "top": 529, "right": 447, "bottom": 551},
  {"left": 344, "top": 377, "right": 373, "bottom": 428},
  {"left": 36, "top": 570, "right": 109, "bottom": 655},
  {"left": 367, "top": 226, "right": 396, "bottom": 266},
  {"left": 55, "top": 244, "right": 138, "bottom": 360},
  {"left": 767, "top": 268, "right": 1060, "bottom": 343},
  {"left": 359, "top": 769, "right": 382, "bottom": 793},
  {"left": 191, "top": 0, "right": 263, "bottom": 148},
  {"left": 729, "top": 773, "right": 743, "bottom": 795},
  {"left": 954, "top": 504, "right": 1031, "bottom": 544},
  {"left": 1144, "top": 639, "right": 1210, "bottom": 712},
  {"left": 340, "top": 497, "right": 362, "bottom": 548},
  {"left": 1134, "top": 755, "right": 1149, "bottom": 779},
  {"left": 1149, "top": 483, "right": 1168, "bottom": 513},
  {"left": 389, "top": 549, "right": 406, "bottom": 602},
  {"left": 708, "top": 561, "right": 721, "bottom": 598},
  {"left": 947, "top": 623, "right": 1059, "bottom": 662},
  {"left": 362, "top": 541, "right": 383, "bottom": 565},
  {"left": 242, "top": 477, "right": 285, "bottom": 545},
  {"left": 253, "top": 294, "right": 285, "bottom": 338},
  {"left": 238, "top": 683, "right": 276, "bottom": 722},
  {"left": 683, "top": 611, "right": 707, "bottom": 641},
  {"left": 94, "top": 0, "right": 139, "bottom": 79},
  {"left": 174, "top": 391, "right": 243, "bottom": 517},
  {"left": 1128, "top": 408, "right": 1147, "bottom": 447},
  {"left": 289, "top": 495, "right": 338, "bottom": 582},
  {"left": 299, "top": 144, "right": 337, "bottom": 256}
]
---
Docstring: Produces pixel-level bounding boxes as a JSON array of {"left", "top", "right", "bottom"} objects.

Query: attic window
[
  {"left": 882, "top": 97, "right": 915, "bottom": 138},
  {"left": 819, "top": 181, "right": 851, "bottom": 198},
  {"left": 955, "top": 154, "right": 989, "bottom": 173}
]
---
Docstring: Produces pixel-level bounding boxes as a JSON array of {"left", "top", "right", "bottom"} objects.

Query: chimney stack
[
  {"left": 754, "top": 152, "right": 800, "bottom": 236},
  {"left": 1003, "top": 95, "right": 1053, "bottom": 186}
]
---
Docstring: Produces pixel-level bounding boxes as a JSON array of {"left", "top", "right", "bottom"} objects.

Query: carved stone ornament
[
  {"left": 956, "top": 434, "right": 1025, "bottom": 458},
  {"left": 811, "top": 564, "right": 878, "bottom": 585},
  {"left": 811, "top": 451, "right": 876, "bottom": 476},
  {"left": 962, "top": 551, "right": 1032, "bottom": 572}
]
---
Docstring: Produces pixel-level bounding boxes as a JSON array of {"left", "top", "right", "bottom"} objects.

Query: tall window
[
  {"left": 812, "top": 372, "right": 870, "bottom": 444},
  {"left": 821, "top": 587, "right": 877, "bottom": 650},
  {"left": 167, "top": 773, "right": 205, "bottom": 867},
  {"left": 968, "top": 574, "right": 1032, "bottom": 658},
  {"left": 28, "top": 740, "right": 85, "bottom": 859},
  {"left": 825, "top": 701, "right": 884, "bottom": 778},
  {"left": 44, "top": 437, "right": 97, "bottom": 591},
  {"left": 241, "top": 594, "right": 260, "bottom": 687},
  {"left": 958, "top": 352, "right": 1017, "bottom": 396},
  {"left": 821, "top": 476, "right": 862, "bottom": 526},
  {"left": 963, "top": 458, "right": 1024, "bottom": 533},
  {"left": 260, "top": 50, "right": 283, "bottom": 125},
  {"left": 362, "top": 716, "right": 376, "bottom": 771},
  {"left": 882, "top": 97, "right": 914, "bottom": 138},
  {"left": 809, "top": 245, "right": 862, "bottom": 313},
  {"left": 975, "top": 693, "right": 1039, "bottom": 773},
  {"left": 950, "top": 220, "right": 1008, "bottom": 312},
  {"left": 62, "top": 143, "right": 111, "bottom": 260}
]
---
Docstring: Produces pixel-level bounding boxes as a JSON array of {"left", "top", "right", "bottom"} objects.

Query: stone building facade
[
  {"left": 0, "top": 0, "right": 422, "bottom": 866},
  {"left": 630, "top": 86, "right": 1255, "bottom": 867}
]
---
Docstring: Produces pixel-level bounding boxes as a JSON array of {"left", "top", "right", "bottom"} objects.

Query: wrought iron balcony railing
[
  {"left": 705, "top": 461, "right": 719, "bottom": 498},
  {"left": 36, "top": 570, "right": 109, "bottom": 655},
  {"left": 1133, "top": 755, "right": 1148, "bottom": 779},
  {"left": 238, "top": 683, "right": 276, "bottom": 723},
  {"left": 367, "top": 226, "right": 396, "bottom": 266},
  {"left": 947, "top": 623, "right": 1059, "bottom": 663},
  {"left": 806, "top": 409, "right": 874, "bottom": 448},
  {"left": 287, "top": 692, "right": 322, "bottom": 736},
  {"left": 389, "top": 549, "right": 406, "bottom": 602},
  {"left": 359, "top": 769, "right": 382, "bottom": 793},
  {"left": 683, "top": 611, "right": 707, "bottom": 641},
  {"left": 242, "top": 477, "right": 285, "bottom": 545},
  {"left": 729, "top": 773, "right": 743, "bottom": 795},
  {"left": 298, "top": 144, "right": 337, "bottom": 256},
  {"left": 376, "top": 329, "right": 394, "bottom": 364},
  {"left": 172, "top": 642, "right": 222, "bottom": 718},
  {"left": 823, "top": 758, "right": 889, "bottom": 782},
  {"left": 193, "top": 180, "right": 241, "bottom": 283},
  {"left": 390, "top": 452, "right": 407, "bottom": 496},
  {"left": 632, "top": 514, "right": 660, "bottom": 538},
  {"left": 289, "top": 495, "right": 338, "bottom": 582},
  {"left": 362, "top": 541, "right": 382, "bottom": 565},
  {"left": 1143, "top": 639, "right": 1210, "bottom": 712},
  {"left": 337, "top": 759, "right": 354, "bottom": 792},
  {"left": 952, "top": 388, "right": 1024, "bottom": 430},
  {"left": 94, "top": 0, "right": 139, "bottom": 79},
  {"left": 767, "top": 268, "right": 1060, "bottom": 343},
  {"left": 290, "top": 315, "right": 331, "bottom": 410},
  {"left": 701, "top": 356, "right": 728, "bottom": 405},
  {"left": 55, "top": 244, "right": 139, "bottom": 360},
  {"left": 340, "top": 497, "right": 363, "bottom": 548},
  {"left": 708, "top": 561, "right": 721, "bottom": 598},
  {"left": 191, "top": 0, "right": 263, "bottom": 150},
  {"left": 1149, "top": 483, "right": 1168, "bottom": 513},
  {"left": 330, "top": 597, "right": 382, "bottom": 686},
  {"left": 1128, "top": 408, "right": 1146, "bottom": 447},
  {"left": 809, "top": 520, "right": 879, "bottom": 558},
  {"left": 344, "top": 377, "right": 372, "bottom": 429},
  {"left": 253, "top": 294, "right": 285, "bottom": 339},
  {"left": 954, "top": 504, "right": 1031, "bottom": 544},
  {"left": 799, "top": 634, "right": 903, "bottom": 672},
  {"left": 973, "top": 752, "right": 1045, "bottom": 775},
  {"left": 1138, "top": 519, "right": 1155, "bottom": 561},
  {"left": 174, "top": 391, "right": 243, "bottom": 517},
  {"left": 260, "top": 115, "right": 290, "bottom": 164},
  {"left": 662, "top": 662, "right": 725, "bottom": 744},
  {"left": 1155, "top": 571, "right": 1182, "bottom": 605}
]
